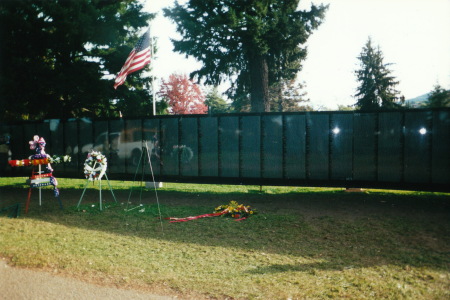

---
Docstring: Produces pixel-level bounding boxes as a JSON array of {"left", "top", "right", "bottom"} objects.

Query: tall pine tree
[
  {"left": 354, "top": 38, "right": 402, "bottom": 111},
  {"left": 164, "top": 0, "right": 327, "bottom": 112},
  {"left": 424, "top": 84, "right": 450, "bottom": 108}
]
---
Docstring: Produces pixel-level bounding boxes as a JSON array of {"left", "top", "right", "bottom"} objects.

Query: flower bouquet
[
  {"left": 167, "top": 200, "right": 257, "bottom": 223},
  {"left": 215, "top": 201, "right": 257, "bottom": 220}
]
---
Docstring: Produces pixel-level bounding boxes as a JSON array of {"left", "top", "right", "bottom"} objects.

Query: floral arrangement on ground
[
  {"left": 166, "top": 201, "right": 257, "bottom": 223},
  {"left": 215, "top": 200, "right": 257, "bottom": 219}
]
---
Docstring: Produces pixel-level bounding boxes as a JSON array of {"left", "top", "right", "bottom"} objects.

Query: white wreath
[{"left": 84, "top": 151, "right": 107, "bottom": 181}]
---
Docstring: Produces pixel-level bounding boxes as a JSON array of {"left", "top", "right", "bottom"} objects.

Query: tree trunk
[
  {"left": 277, "top": 83, "right": 283, "bottom": 112},
  {"left": 249, "top": 52, "right": 270, "bottom": 112}
]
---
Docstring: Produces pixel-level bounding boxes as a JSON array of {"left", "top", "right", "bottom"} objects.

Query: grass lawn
[{"left": 1, "top": 177, "right": 449, "bottom": 299}]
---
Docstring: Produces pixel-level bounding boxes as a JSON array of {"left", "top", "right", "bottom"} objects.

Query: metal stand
[
  {"left": 125, "top": 140, "right": 163, "bottom": 231},
  {"left": 25, "top": 164, "right": 63, "bottom": 214},
  {"left": 77, "top": 173, "right": 117, "bottom": 211}
]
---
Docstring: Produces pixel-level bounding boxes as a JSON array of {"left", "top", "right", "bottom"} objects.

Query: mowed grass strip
[{"left": 0, "top": 178, "right": 449, "bottom": 299}]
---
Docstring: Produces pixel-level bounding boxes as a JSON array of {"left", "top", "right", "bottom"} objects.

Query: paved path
[{"left": 0, "top": 260, "right": 174, "bottom": 300}]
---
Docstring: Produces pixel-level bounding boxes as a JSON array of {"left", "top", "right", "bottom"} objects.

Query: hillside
[{"left": 406, "top": 93, "right": 429, "bottom": 107}]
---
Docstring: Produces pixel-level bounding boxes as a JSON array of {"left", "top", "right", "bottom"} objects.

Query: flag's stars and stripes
[{"left": 114, "top": 29, "right": 151, "bottom": 89}]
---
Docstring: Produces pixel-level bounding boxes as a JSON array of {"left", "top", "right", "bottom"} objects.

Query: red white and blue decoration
[{"left": 8, "top": 135, "right": 70, "bottom": 213}]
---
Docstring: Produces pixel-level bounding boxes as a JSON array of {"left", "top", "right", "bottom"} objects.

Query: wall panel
[{"left": 2, "top": 109, "right": 449, "bottom": 192}]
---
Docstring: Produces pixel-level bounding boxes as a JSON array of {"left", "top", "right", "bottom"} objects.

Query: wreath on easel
[{"left": 84, "top": 151, "right": 107, "bottom": 181}]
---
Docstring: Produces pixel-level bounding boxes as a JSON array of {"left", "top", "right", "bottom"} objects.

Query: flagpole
[{"left": 150, "top": 25, "right": 157, "bottom": 116}]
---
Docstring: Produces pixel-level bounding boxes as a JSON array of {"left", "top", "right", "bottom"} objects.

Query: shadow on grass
[
  {"left": 246, "top": 263, "right": 332, "bottom": 274},
  {"left": 2, "top": 186, "right": 450, "bottom": 273}
]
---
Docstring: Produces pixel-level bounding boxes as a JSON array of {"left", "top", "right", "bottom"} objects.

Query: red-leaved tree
[{"left": 159, "top": 74, "right": 208, "bottom": 114}]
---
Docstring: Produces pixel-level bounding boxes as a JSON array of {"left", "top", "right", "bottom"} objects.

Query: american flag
[{"left": 114, "top": 29, "right": 152, "bottom": 89}]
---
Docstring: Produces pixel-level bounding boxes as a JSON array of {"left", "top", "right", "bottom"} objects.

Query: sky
[{"left": 144, "top": 0, "right": 450, "bottom": 109}]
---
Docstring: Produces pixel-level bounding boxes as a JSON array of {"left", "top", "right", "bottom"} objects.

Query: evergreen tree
[
  {"left": 337, "top": 104, "right": 355, "bottom": 111},
  {"left": 205, "top": 87, "right": 230, "bottom": 114},
  {"left": 424, "top": 84, "right": 450, "bottom": 108},
  {"left": 164, "top": 0, "right": 327, "bottom": 113},
  {"left": 269, "top": 79, "right": 312, "bottom": 112},
  {"left": 0, "top": 0, "right": 153, "bottom": 121},
  {"left": 354, "top": 38, "right": 402, "bottom": 111},
  {"left": 230, "top": 92, "right": 252, "bottom": 112}
]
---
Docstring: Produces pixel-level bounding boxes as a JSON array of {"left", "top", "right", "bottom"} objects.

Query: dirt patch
[{"left": 0, "top": 259, "right": 173, "bottom": 300}]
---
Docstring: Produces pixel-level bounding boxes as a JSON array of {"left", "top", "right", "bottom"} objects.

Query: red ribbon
[
  {"left": 30, "top": 173, "right": 53, "bottom": 180},
  {"left": 166, "top": 212, "right": 225, "bottom": 223},
  {"left": 166, "top": 210, "right": 248, "bottom": 222}
]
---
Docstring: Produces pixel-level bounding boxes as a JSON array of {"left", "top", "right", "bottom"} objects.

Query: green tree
[
  {"left": 164, "top": 0, "right": 327, "bottom": 113},
  {"left": 354, "top": 38, "right": 402, "bottom": 111},
  {"left": 269, "top": 79, "right": 312, "bottom": 112},
  {"left": 205, "top": 87, "right": 230, "bottom": 114},
  {"left": 0, "top": 0, "right": 153, "bottom": 121},
  {"left": 424, "top": 84, "right": 450, "bottom": 108},
  {"left": 337, "top": 104, "right": 355, "bottom": 111}
]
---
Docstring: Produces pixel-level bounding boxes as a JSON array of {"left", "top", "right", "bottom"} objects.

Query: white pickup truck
[{"left": 77, "top": 129, "right": 157, "bottom": 166}]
